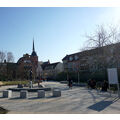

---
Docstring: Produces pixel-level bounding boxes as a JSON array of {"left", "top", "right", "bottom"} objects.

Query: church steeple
[
  {"left": 31, "top": 38, "right": 37, "bottom": 56},
  {"left": 33, "top": 38, "right": 35, "bottom": 51}
]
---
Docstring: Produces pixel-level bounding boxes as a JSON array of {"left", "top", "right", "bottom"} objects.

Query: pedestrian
[
  {"left": 90, "top": 79, "right": 96, "bottom": 89},
  {"left": 68, "top": 79, "right": 73, "bottom": 89},
  {"left": 101, "top": 80, "right": 108, "bottom": 92},
  {"left": 87, "top": 79, "right": 91, "bottom": 89}
]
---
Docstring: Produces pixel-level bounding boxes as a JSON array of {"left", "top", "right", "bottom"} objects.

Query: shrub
[
  {"left": 0, "top": 75, "right": 7, "bottom": 81},
  {"left": 2, "top": 80, "right": 29, "bottom": 86},
  {"left": 55, "top": 72, "right": 67, "bottom": 81}
]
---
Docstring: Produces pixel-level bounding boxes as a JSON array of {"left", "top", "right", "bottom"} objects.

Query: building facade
[
  {"left": 62, "top": 43, "right": 120, "bottom": 73},
  {"left": 17, "top": 40, "right": 38, "bottom": 79},
  {"left": 36, "top": 60, "right": 64, "bottom": 80},
  {"left": 0, "top": 39, "right": 63, "bottom": 81}
]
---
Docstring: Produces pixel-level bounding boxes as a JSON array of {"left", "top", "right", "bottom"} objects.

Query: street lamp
[{"left": 29, "top": 69, "right": 33, "bottom": 88}]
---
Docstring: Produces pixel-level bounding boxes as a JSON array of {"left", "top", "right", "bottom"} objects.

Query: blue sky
[{"left": 0, "top": 7, "right": 120, "bottom": 63}]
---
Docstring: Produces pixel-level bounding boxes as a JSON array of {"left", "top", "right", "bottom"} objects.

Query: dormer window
[
  {"left": 75, "top": 55, "right": 78, "bottom": 60},
  {"left": 69, "top": 56, "right": 73, "bottom": 61}
]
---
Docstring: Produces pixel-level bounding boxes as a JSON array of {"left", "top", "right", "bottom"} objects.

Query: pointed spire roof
[
  {"left": 33, "top": 38, "right": 35, "bottom": 51},
  {"left": 31, "top": 38, "right": 37, "bottom": 56}
]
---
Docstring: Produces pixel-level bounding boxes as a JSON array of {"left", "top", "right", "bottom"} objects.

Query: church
[
  {"left": 17, "top": 40, "right": 63, "bottom": 80},
  {"left": 0, "top": 39, "right": 63, "bottom": 81},
  {"left": 17, "top": 40, "right": 38, "bottom": 79}
]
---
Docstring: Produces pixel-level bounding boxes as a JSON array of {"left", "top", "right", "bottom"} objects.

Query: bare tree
[
  {"left": 82, "top": 24, "right": 120, "bottom": 72},
  {"left": 0, "top": 51, "right": 6, "bottom": 79},
  {"left": 0, "top": 51, "right": 6, "bottom": 63},
  {"left": 6, "top": 52, "right": 14, "bottom": 63},
  {"left": 0, "top": 51, "right": 15, "bottom": 80},
  {"left": 84, "top": 25, "right": 118, "bottom": 49}
]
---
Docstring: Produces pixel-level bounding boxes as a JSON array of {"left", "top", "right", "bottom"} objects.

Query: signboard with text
[{"left": 107, "top": 68, "right": 118, "bottom": 84}]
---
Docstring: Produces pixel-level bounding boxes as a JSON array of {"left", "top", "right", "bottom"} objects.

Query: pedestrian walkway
[{"left": 0, "top": 82, "right": 119, "bottom": 114}]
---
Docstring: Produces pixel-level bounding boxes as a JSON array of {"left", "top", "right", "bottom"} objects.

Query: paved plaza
[{"left": 0, "top": 82, "right": 120, "bottom": 114}]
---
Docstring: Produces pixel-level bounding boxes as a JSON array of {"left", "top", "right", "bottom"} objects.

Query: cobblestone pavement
[{"left": 0, "top": 81, "right": 120, "bottom": 114}]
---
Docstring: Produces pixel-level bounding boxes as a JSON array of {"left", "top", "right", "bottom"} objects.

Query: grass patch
[
  {"left": 1, "top": 80, "right": 29, "bottom": 86},
  {"left": 0, "top": 106, "right": 9, "bottom": 114}
]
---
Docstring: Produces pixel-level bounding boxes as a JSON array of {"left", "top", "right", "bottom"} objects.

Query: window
[
  {"left": 24, "top": 60, "right": 31, "bottom": 63},
  {"left": 110, "top": 48, "right": 114, "bottom": 54},
  {"left": 69, "top": 56, "right": 73, "bottom": 61},
  {"left": 63, "top": 60, "right": 67, "bottom": 63},
  {"left": 68, "top": 62, "right": 72, "bottom": 68},
  {"left": 75, "top": 55, "right": 78, "bottom": 60}
]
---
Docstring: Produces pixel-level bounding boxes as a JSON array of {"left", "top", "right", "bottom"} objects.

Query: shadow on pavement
[
  {"left": 88, "top": 90, "right": 96, "bottom": 103},
  {"left": 0, "top": 96, "right": 3, "bottom": 99},
  {"left": 46, "top": 96, "right": 61, "bottom": 99},
  {"left": 9, "top": 97, "right": 21, "bottom": 100},
  {"left": 88, "top": 97, "right": 119, "bottom": 112},
  {"left": 28, "top": 97, "right": 40, "bottom": 100}
]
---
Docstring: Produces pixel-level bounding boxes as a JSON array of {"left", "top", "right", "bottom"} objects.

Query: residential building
[
  {"left": 62, "top": 42, "right": 120, "bottom": 73},
  {"left": 38, "top": 61, "right": 64, "bottom": 80}
]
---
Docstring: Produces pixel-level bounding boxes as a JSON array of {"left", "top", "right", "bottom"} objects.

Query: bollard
[
  {"left": 20, "top": 90, "right": 28, "bottom": 98},
  {"left": 53, "top": 89, "right": 61, "bottom": 97},
  {"left": 38, "top": 90, "right": 45, "bottom": 98},
  {"left": 3, "top": 90, "right": 12, "bottom": 98}
]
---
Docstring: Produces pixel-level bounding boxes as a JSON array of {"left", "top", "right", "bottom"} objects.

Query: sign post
[{"left": 107, "top": 68, "right": 120, "bottom": 98}]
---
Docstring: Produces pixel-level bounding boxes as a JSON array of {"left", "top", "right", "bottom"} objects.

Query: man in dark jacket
[
  {"left": 68, "top": 79, "right": 73, "bottom": 89},
  {"left": 101, "top": 80, "right": 108, "bottom": 92}
]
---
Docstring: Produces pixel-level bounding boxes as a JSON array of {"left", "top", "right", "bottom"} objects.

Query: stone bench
[
  {"left": 53, "top": 89, "right": 61, "bottom": 97},
  {"left": 3, "top": 90, "right": 12, "bottom": 98},
  {"left": 20, "top": 90, "right": 28, "bottom": 98},
  {"left": 38, "top": 90, "right": 45, "bottom": 98}
]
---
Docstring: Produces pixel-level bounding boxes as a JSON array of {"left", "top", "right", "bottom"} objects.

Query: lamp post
[
  {"left": 66, "top": 68, "right": 69, "bottom": 86},
  {"left": 76, "top": 62, "right": 80, "bottom": 85},
  {"left": 29, "top": 69, "right": 33, "bottom": 88}
]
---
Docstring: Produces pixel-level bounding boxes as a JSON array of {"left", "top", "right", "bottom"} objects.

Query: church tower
[
  {"left": 31, "top": 38, "right": 38, "bottom": 67},
  {"left": 17, "top": 38, "right": 38, "bottom": 79}
]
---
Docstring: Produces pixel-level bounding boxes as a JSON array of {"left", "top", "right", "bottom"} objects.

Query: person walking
[
  {"left": 68, "top": 79, "right": 73, "bottom": 89},
  {"left": 101, "top": 80, "right": 108, "bottom": 92},
  {"left": 90, "top": 79, "right": 96, "bottom": 89},
  {"left": 87, "top": 79, "right": 91, "bottom": 89}
]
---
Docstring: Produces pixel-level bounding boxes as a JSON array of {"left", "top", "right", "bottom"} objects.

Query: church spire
[
  {"left": 33, "top": 37, "right": 35, "bottom": 51},
  {"left": 31, "top": 37, "right": 37, "bottom": 56}
]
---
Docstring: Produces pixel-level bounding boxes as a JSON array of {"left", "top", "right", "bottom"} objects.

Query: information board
[{"left": 107, "top": 68, "right": 118, "bottom": 84}]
